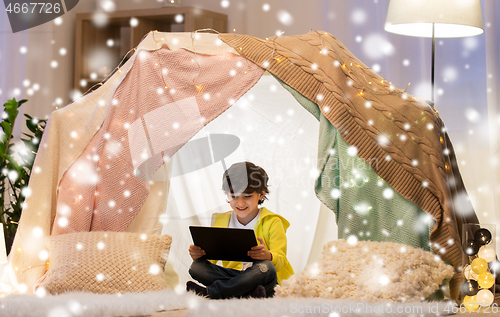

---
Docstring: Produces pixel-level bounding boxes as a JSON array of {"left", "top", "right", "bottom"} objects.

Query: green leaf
[
  {"left": 0, "top": 121, "right": 11, "bottom": 136},
  {"left": 20, "top": 138, "right": 31, "bottom": 148},
  {"left": 3, "top": 100, "right": 19, "bottom": 124},
  {"left": 25, "top": 116, "right": 38, "bottom": 134}
]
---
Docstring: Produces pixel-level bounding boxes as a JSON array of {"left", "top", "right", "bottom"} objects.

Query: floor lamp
[{"left": 384, "top": 0, "right": 484, "bottom": 102}]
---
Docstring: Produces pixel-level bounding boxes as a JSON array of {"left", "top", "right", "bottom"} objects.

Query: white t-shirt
[{"left": 228, "top": 208, "right": 261, "bottom": 271}]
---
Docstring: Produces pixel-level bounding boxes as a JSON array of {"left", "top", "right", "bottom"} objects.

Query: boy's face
[{"left": 227, "top": 191, "right": 265, "bottom": 224}]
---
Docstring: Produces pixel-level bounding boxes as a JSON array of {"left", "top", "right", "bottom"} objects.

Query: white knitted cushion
[{"left": 39, "top": 231, "right": 172, "bottom": 294}]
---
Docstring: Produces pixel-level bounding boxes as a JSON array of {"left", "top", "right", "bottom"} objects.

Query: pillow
[
  {"left": 38, "top": 231, "right": 172, "bottom": 295},
  {"left": 275, "top": 239, "right": 454, "bottom": 302}
]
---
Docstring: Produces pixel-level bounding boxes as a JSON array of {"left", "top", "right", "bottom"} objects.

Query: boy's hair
[{"left": 222, "top": 162, "right": 270, "bottom": 205}]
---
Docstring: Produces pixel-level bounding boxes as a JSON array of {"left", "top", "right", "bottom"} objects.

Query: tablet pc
[{"left": 189, "top": 226, "right": 258, "bottom": 262}]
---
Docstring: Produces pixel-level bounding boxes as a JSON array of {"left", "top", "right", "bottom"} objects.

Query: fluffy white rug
[
  {"left": 0, "top": 290, "right": 454, "bottom": 317},
  {"left": 0, "top": 289, "right": 198, "bottom": 317},
  {"left": 187, "top": 297, "right": 454, "bottom": 317}
]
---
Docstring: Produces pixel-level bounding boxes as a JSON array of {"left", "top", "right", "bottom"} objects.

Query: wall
[{"left": 0, "top": 0, "right": 498, "bottom": 251}]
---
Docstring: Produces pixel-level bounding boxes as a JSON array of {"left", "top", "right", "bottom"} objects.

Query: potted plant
[{"left": 0, "top": 98, "right": 46, "bottom": 254}]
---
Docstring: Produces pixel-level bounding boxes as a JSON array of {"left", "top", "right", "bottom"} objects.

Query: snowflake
[
  {"left": 351, "top": 9, "right": 367, "bottom": 24},
  {"left": 96, "top": 273, "right": 105, "bottom": 282},
  {"left": 331, "top": 188, "right": 341, "bottom": 199},
  {"left": 382, "top": 188, "right": 393, "bottom": 199},
  {"left": 377, "top": 135, "right": 390, "bottom": 146},
  {"left": 67, "top": 301, "right": 83, "bottom": 315},
  {"left": 277, "top": 10, "right": 293, "bottom": 26},
  {"left": 363, "top": 34, "right": 394, "bottom": 59},
  {"left": 379, "top": 275, "right": 390, "bottom": 286},
  {"left": 57, "top": 217, "right": 68, "bottom": 228},
  {"left": 465, "top": 108, "right": 481, "bottom": 123},
  {"left": 21, "top": 187, "right": 32, "bottom": 197},
  {"left": 35, "top": 286, "right": 46, "bottom": 298},
  {"left": 442, "top": 66, "right": 458, "bottom": 82},
  {"left": 38, "top": 250, "right": 49, "bottom": 261},
  {"left": 130, "top": 17, "right": 139, "bottom": 27},
  {"left": 347, "top": 145, "right": 358, "bottom": 157},
  {"left": 347, "top": 235, "right": 358, "bottom": 246},
  {"left": 308, "top": 263, "right": 320, "bottom": 276},
  {"left": 149, "top": 264, "right": 161, "bottom": 275}
]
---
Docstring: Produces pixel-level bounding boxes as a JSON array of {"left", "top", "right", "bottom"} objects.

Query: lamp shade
[{"left": 385, "top": 0, "right": 483, "bottom": 38}]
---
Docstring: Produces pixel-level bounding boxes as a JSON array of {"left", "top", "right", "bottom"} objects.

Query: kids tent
[{"left": 7, "top": 31, "right": 479, "bottom": 300}]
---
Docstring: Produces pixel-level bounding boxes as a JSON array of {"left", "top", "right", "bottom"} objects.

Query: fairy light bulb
[
  {"left": 477, "top": 245, "right": 496, "bottom": 262},
  {"left": 462, "top": 295, "right": 480, "bottom": 312},
  {"left": 477, "top": 272, "right": 495, "bottom": 289},
  {"left": 476, "top": 289, "right": 494, "bottom": 305},
  {"left": 471, "top": 258, "right": 488, "bottom": 274}
]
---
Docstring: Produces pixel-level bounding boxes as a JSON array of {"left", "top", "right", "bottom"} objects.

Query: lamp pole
[{"left": 431, "top": 23, "right": 435, "bottom": 102}]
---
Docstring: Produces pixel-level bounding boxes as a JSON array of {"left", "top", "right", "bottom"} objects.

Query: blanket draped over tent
[{"left": 7, "top": 31, "right": 479, "bottom": 300}]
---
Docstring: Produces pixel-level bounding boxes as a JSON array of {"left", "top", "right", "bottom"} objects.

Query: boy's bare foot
[
  {"left": 186, "top": 281, "right": 208, "bottom": 297},
  {"left": 249, "top": 285, "right": 266, "bottom": 298}
]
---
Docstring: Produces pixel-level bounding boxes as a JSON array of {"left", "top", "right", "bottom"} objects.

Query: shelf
[{"left": 74, "top": 6, "right": 228, "bottom": 91}]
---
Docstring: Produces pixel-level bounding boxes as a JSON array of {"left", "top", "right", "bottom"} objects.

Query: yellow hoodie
[{"left": 210, "top": 207, "right": 294, "bottom": 285}]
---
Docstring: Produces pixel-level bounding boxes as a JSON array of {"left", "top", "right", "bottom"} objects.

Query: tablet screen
[{"left": 189, "top": 226, "right": 258, "bottom": 262}]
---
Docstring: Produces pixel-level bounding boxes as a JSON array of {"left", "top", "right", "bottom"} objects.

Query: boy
[{"left": 187, "top": 161, "right": 294, "bottom": 299}]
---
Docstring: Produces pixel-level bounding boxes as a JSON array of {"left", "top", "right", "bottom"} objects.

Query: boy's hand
[
  {"left": 248, "top": 237, "right": 272, "bottom": 261},
  {"left": 189, "top": 244, "right": 206, "bottom": 260}
]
